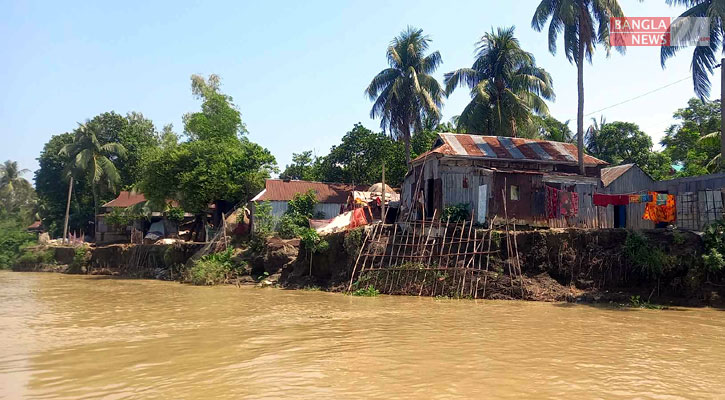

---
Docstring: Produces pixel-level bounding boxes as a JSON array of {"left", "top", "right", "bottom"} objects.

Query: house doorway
[{"left": 614, "top": 205, "right": 627, "bottom": 228}]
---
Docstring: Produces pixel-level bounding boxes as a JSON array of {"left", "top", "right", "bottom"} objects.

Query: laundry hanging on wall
[
  {"left": 546, "top": 186, "right": 559, "bottom": 219},
  {"left": 643, "top": 192, "right": 676, "bottom": 223},
  {"left": 545, "top": 186, "right": 579, "bottom": 218},
  {"left": 559, "top": 191, "right": 579, "bottom": 217}
]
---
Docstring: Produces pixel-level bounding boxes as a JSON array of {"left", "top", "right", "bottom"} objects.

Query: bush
[
  {"left": 441, "top": 203, "right": 470, "bottom": 223},
  {"left": 186, "top": 248, "right": 246, "bottom": 286},
  {"left": 277, "top": 190, "right": 319, "bottom": 239},
  {"left": 0, "top": 222, "right": 36, "bottom": 268},
  {"left": 625, "top": 232, "right": 669, "bottom": 278},
  {"left": 164, "top": 205, "right": 185, "bottom": 224},
  {"left": 703, "top": 220, "right": 725, "bottom": 274},
  {"left": 351, "top": 285, "right": 380, "bottom": 297},
  {"left": 17, "top": 248, "right": 55, "bottom": 265}
]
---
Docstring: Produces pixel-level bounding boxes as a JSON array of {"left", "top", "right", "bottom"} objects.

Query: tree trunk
[
  {"left": 718, "top": 58, "right": 725, "bottom": 171},
  {"left": 404, "top": 123, "right": 412, "bottom": 167},
  {"left": 577, "top": 35, "right": 586, "bottom": 176}
]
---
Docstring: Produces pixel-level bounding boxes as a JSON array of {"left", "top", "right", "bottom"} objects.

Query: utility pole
[
  {"left": 62, "top": 176, "right": 73, "bottom": 244},
  {"left": 381, "top": 162, "right": 386, "bottom": 223}
]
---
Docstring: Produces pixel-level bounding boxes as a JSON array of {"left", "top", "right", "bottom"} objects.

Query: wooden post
[
  {"left": 381, "top": 162, "right": 386, "bottom": 223},
  {"left": 62, "top": 176, "right": 73, "bottom": 244}
]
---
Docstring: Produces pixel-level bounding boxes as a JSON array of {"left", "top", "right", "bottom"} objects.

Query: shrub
[
  {"left": 625, "top": 232, "right": 669, "bottom": 278},
  {"left": 277, "top": 190, "right": 319, "bottom": 239},
  {"left": 164, "top": 205, "right": 185, "bottom": 223},
  {"left": 299, "top": 227, "right": 329, "bottom": 276},
  {"left": 17, "top": 248, "right": 54, "bottom": 264},
  {"left": 441, "top": 203, "right": 470, "bottom": 223},
  {"left": 186, "top": 248, "right": 246, "bottom": 286},
  {"left": 351, "top": 285, "right": 380, "bottom": 297},
  {"left": 703, "top": 221, "right": 725, "bottom": 274},
  {"left": 0, "top": 222, "right": 37, "bottom": 268}
]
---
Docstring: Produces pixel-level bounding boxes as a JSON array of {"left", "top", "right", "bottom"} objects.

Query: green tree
[
  {"left": 532, "top": 0, "right": 627, "bottom": 174},
  {"left": 59, "top": 123, "right": 127, "bottom": 216},
  {"left": 661, "top": 98, "right": 721, "bottom": 174},
  {"left": 0, "top": 161, "right": 36, "bottom": 223},
  {"left": 183, "top": 74, "right": 247, "bottom": 141},
  {"left": 585, "top": 115, "right": 607, "bottom": 156},
  {"left": 0, "top": 161, "right": 31, "bottom": 193},
  {"left": 445, "top": 26, "right": 555, "bottom": 137},
  {"left": 536, "top": 116, "right": 574, "bottom": 143},
  {"left": 139, "top": 74, "right": 276, "bottom": 213},
  {"left": 280, "top": 151, "right": 318, "bottom": 181},
  {"left": 35, "top": 133, "right": 94, "bottom": 236},
  {"left": 366, "top": 26, "right": 443, "bottom": 164},
  {"left": 589, "top": 121, "right": 672, "bottom": 179}
]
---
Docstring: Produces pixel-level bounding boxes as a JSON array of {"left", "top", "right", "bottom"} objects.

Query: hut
[
  {"left": 400, "top": 133, "right": 609, "bottom": 227},
  {"left": 95, "top": 191, "right": 192, "bottom": 244},
  {"left": 250, "top": 179, "right": 368, "bottom": 227},
  {"left": 600, "top": 164, "right": 656, "bottom": 229}
]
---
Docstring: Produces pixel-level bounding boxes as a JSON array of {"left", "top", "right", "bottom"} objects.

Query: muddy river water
[{"left": 2, "top": 271, "right": 725, "bottom": 399}]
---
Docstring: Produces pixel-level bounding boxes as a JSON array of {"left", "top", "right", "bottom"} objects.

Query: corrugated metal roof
[
  {"left": 252, "top": 180, "right": 369, "bottom": 203},
  {"left": 600, "top": 164, "right": 635, "bottom": 187},
  {"left": 102, "top": 191, "right": 147, "bottom": 208},
  {"left": 413, "top": 133, "right": 608, "bottom": 166}
]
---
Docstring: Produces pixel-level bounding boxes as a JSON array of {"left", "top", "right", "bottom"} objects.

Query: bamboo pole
[
  {"left": 482, "top": 216, "right": 496, "bottom": 299},
  {"left": 511, "top": 218, "right": 525, "bottom": 298},
  {"left": 501, "top": 188, "right": 515, "bottom": 295},
  {"left": 347, "top": 223, "right": 378, "bottom": 292},
  {"left": 418, "top": 209, "right": 437, "bottom": 295}
]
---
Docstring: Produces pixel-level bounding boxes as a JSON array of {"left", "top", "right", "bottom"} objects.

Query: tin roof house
[
  {"left": 250, "top": 179, "right": 369, "bottom": 227},
  {"left": 401, "top": 133, "right": 609, "bottom": 228}
]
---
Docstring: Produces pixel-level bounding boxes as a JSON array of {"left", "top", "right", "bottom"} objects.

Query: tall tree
[
  {"left": 532, "top": 0, "right": 626, "bottom": 174},
  {"left": 661, "top": 98, "right": 721, "bottom": 174},
  {"left": 445, "top": 26, "right": 555, "bottom": 137},
  {"left": 0, "top": 161, "right": 35, "bottom": 221},
  {"left": 0, "top": 161, "right": 31, "bottom": 194},
  {"left": 280, "top": 151, "right": 318, "bottom": 181},
  {"left": 366, "top": 26, "right": 443, "bottom": 164},
  {"left": 139, "top": 74, "right": 276, "bottom": 214},
  {"left": 59, "top": 123, "right": 127, "bottom": 216},
  {"left": 585, "top": 115, "right": 607, "bottom": 156}
]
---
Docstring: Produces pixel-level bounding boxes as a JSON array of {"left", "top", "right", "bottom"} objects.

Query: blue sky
[{"left": 0, "top": 0, "right": 717, "bottom": 181}]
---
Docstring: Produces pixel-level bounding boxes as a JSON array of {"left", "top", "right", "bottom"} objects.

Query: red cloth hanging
[
  {"left": 593, "top": 193, "right": 629, "bottom": 207},
  {"left": 546, "top": 186, "right": 559, "bottom": 219}
]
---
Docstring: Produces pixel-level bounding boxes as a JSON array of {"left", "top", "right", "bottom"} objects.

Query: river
[{"left": 1, "top": 271, "right": 725, "bottom": 399}]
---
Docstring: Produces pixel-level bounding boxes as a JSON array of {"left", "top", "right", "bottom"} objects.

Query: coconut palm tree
[
  {"left": 661, "top": 0, "right": 724, "bottom": 100},
  {"left": 0, "top": 160, "right": 32, "bottom": 193},
  {"left": 585, "top": 115, "right": 607, "bottom": 155},
  {"left": 532, "top": 0, "right": 626, "bottom": 174},
  {"left": 366, "top": 26, "right": 444, "bottom": 164},
  {"left": 60, "top": 123, "right": 127, "bottom": 215},
  {"left": 444, "top": 26, "right": 555, "bottom": 137}
]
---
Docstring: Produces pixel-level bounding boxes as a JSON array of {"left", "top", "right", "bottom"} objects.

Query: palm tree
[
  {"left": 0, "top": 160, "right": 32, "bottom": 193},
  {"left": 585, "top": 115, "right": 607, "bottom": 155},
  {"left": 60, "top": 123, "right": 127, "bottom": 218},
  {"left": 366, "top": 26, "right": 444, "bottom": 164},
  {"left": 444, "top": 26, "right": 555, "bottom": 137},
  {"left": 532, "top": 0, "right": 626, "bottom": 174},
  {"left": 661, "top": 0, "right": 724, "bottom": 99},
  {"left": 661, "top": 0, "right": 725, "bottom": 166}
]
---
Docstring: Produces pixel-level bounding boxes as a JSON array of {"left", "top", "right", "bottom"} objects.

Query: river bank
[{"left": 11, "top": 227, "right": 725, "bottom": 307}]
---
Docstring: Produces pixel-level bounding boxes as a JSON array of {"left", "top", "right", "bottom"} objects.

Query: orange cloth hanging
[{"left": 643, "top": 192, "right": 676, "bottom": 223}]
